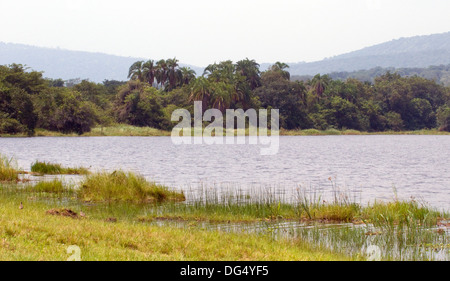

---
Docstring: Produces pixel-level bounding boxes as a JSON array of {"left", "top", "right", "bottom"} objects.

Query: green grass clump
[
  {"left": 78, "top": 170, "right": 185, "bottom": 203},
  {"left": 307, "top": 203, "right": 361, "bottom": 222},
  {"left": 31, "top": 161, "right": 89, "bottom": 175},
  {"left": 361, "top": 200, "right": 443, "bottom": 228},
  {"left": 24, "top": 179, "right": 72, "bottom": 195},
  {"left": 0, "top": 154, "right": 19, "bottom": 182}
]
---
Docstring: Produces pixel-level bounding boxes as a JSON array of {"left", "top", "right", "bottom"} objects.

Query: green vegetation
[
  {"left": 83, "top": 124, "right": 171, "bottom": 136},
  {"left": 1, "top": 178, "right": 447, "bottom": 261},
  {"left": 31, "top": 161, "right": 89, "bottom": 175},
  {"left": 1, "top": 59, "right": 450, "bottom": 137},
  {"left": 0, "top": 192, "right": 348, "bottom": 261},
  {"left": 23, "top": 179, "right": 72, "bottom": 195},
  {"left": 143, "top": 187, "right": 443, "bottom": 225},
  {"left": 0, "top": 154, "right": 19, "bottom": 182},
  {"left": 362, "top": 200, "right": 442, "bottom": 228},
  {"left": 0, "top": 153, "right": 447, "bottom": 261},
  {"left": 78, "top": 170, "right": 185, "bottom": 203},
  {"left": 294, "top": 64, "right": 450, "bottom": 87}
]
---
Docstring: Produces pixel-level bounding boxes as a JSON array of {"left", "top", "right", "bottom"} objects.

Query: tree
[
  {"left": 53, "top": 90, "right": 98, "bottom": 134},
  {"left": 311, "top": 74, "right": 331, "bottom": 99},
  {"left": 236, "top": 58, "right": 261, "bottom": 90},
  {"left": 73, "top": 80, "right": 109, "bottom": 109},
  {"left": 114, "top": 81, "right": 165, "bottom": 128},
  {"left": 436, "top": 106, "right": 450, "bottom": 131},
  {"left": 270, "top": 62, "right": 290, "bottom": 80},
  {"left": 189, "top": 77, "right": 212, "bottom": 111},
  {"left": 204, "top": 61, "right": 236, "bottom": 83},
  {"left": 0, "top": 115, "right": 25, "bottom": 134},
  {"left": 255, "top": 70, "right": 310, "bottom": 129},
  {"left": 328, "top": 96, "right": 360, "bottom": 129},
  {"left": 179, "top": 67, "right": 196, "bottom": 86},
  {"left": 128, "top": 61, "right": 145, "bottom": 82},
  {"left": 409, "top": 98, "right": 435, "bottom": 129},
  {"left": 166, "top": 58, "right": 182, "bottom": 91},
  {"left": 210, "top": 82, "right": 233, "bottom": 112},
  {"left": 142, "top": 60, "right": 157, "bottom": 86},
  {"left": 103, "top": 80, "right": 127, "bottom": 95},
  {"left": 10, "top": 88, "right": 37, "bottom": 134},
  {"left": 156, "top": 59, "right": 168, "bottom": 88},
  {"left": 385, "top": 111, "right": 404, "bottom": 131}
]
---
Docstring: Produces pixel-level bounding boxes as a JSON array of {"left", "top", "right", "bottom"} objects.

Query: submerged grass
[
  {"left": 31, "top": 161, "right": 90, "bottom": 175},
  {"left": 78, "top": 170, "right": 185, "bottom": 203}
]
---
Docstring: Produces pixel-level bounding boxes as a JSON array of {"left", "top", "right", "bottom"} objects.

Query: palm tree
[
  {"left": 236, "top": 58, "right": 261, "bottom": 90},
  {"left": 203, "top": 61, "right": 235, "bottom": 83},
  {"left": 128, "top": 61, "right": 145, "bottom": 81},
  {"left": 211, "top": 82, "right": 232, "bottom": 112},
  {"left": 179, "top": 67, "right": 196, "bottom": 86},
  {"left": 156, "top": 59, "right": 168, "bottom": 88},
  {"left": 311, "top": 74, "right": 330, "bottom": 99},
  {"left": 142, "top": 60, "right": 157, "bottom": 86},
  {"left": 270, "top": 62, "right": 290, "bottom": 80},
  {"left": 203, "top": 63, "right": 218, "bottom": 77},
  {"left": 189, "top": 77, "right": 212, "bottom": 110},
  {"left": 166, "top": 58, "right": 180, "bottom": 90}
]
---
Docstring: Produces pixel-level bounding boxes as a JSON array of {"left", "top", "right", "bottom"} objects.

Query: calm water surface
[{"left": 1, "top": 135, "right": 449, "bottom": 210}]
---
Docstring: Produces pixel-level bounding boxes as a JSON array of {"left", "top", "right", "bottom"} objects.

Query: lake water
[{"left": 1, "top": 135, "right": 449, "bottom": 210}]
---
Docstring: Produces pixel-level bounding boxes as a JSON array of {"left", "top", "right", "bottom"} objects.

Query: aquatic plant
[
  {"left": 0, "top": 154, "right": 19, "bottom": 182},
  {"left": 31, "top": 161, "right": 89, "bottom": 175},
  {"left": 24, "top": 179, "right": 73, "bottom": 195},
  {"left": 78, "top": 170, "right": 185, "bottom": 203}
]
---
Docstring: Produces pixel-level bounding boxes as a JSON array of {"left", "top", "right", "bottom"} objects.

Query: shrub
[
  {"left": 0, "top": 118, "right": 25, "bottom": 134},
  {"left": 437, "top": 106, "right": 450, "bottom": 132}
]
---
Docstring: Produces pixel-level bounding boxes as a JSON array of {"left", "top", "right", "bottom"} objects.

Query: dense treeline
[
  {"left": 293, "top": 64, "right": 450, "bottom": 87},
  {"left": 1, "top": 59, "right": 450, "bottom": 135}
]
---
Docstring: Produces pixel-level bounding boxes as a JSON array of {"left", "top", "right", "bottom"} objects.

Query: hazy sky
[{"left": 0, "top": 0, "right": 449, "bottom": 66}]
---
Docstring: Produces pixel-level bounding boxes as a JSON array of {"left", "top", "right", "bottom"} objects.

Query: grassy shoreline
[
  {"left": 0, "top": 190, "right": 351, "bottom": 261},
  {"left": 1, "top": 124, "right": 449, "bottom": 138},
  {"left": 1, "top": 155, "right": 448, "bottom": 261},
  {"left": 1, "top": 181, "right": 448, "bottom": 261}
]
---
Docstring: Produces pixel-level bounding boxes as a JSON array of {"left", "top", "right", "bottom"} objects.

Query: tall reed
[{"left": 0, "top": 154, "right": 19, "bottom": 182}]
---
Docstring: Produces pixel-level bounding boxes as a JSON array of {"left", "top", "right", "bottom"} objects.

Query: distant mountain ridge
[
  {"left": 0, "top": 43, "right": 204, "bottom": 82},
  {"left": 287, "top": 32, "right": 450, "bottom": 75},
  {"left": 0, "top": 32, "right": 449, "bottom": 82}
]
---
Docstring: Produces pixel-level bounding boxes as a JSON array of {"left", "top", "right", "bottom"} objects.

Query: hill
[
  {"left": 287, "top": 32, "right": 450, "bottom": 75},
  {"left": 1, "top": 32, "right": 449, "bottom": 82},
  {"left": 0, "top": 43, "right": 203, "bottom": 82}
]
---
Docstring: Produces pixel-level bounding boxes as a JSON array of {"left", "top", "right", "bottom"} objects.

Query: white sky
[{"left": 0, "top": 0, "right": 449, "bottom": 66}]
